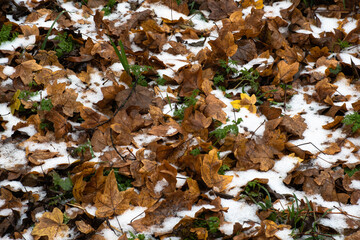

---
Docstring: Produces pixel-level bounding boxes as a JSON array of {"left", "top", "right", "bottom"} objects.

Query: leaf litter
[{"left": 0, "top": 0, "right": 360, "bottom": 239}]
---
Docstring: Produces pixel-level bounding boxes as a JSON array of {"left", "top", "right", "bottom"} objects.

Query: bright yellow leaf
[
  {"left": 255, "top": 0, "right": 264, "bottom": 9},
  {"left": 230, "top": 94, "right": 257, "bottom": 113}
]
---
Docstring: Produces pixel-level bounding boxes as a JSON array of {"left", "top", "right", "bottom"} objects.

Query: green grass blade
[
  {"left": 41, "top": 10, "right": 66, "bottom": 50},
  {"left": 108, "top": 36, "right": 130, "bottom": 75}
]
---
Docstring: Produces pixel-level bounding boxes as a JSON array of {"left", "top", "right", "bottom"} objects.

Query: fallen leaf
[
  {"left": 32, "top": 208, "right": 69, "bottom": 240},
  {"left": 273, "top": 60, "right": 299, "bottom": 84},
  {"left": 231, "top": 93, "right": 257, "bottom": 113},
  {"left": 94, "top": 170, "right": 135, "bottom": 218},
  {"left": 201, "top": 149, "right": 233, "bottom": 192}
]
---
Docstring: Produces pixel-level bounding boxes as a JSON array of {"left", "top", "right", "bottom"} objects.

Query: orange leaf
[
  {"left": 31, "top": 208, "right": 69, "bottom": 240},
  {"left": 201, "top": 149, "right": 233, "bottom": 192}
]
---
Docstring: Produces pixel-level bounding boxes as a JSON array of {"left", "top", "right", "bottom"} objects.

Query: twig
[{"left": 110, "top": 128, "right": 125, "bottom": 161}]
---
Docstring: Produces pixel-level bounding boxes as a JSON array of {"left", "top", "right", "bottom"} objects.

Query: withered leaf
[
  {"left": 80, "top": 106, "right": 108, "bottom": 129},
  {"left": 11, "top": 60, "right": 42, "bottom": 85},
  {"left": 279, "top": 115, "right": 307, "bottom": 139},
  {"left": 94, "top": 170, "right": 135, "bottom": 218},
  {"left": 75, "top": 220, "right": 94, "bottom": 234},
  {"left": 148, "top": 118, "right": 181, "bottom": 136},
  {"left": 46, "top": 110, "right": 71, "bottom": 139},
  {"left": 201, "top": 149, "right": 233, "bottom": 192},
  {"left": 315, "top": 78, "right": 338, "bottom": 102},
  {"left": 0, "top": 188, "right": 22, "bottom": 210},
  {"left": 32, "top": 208, "right": 69, "bottom": 240},
  {"left": 115, "top": 85, "right": 154, "bottom": 112},
  {"left": 203, "top": 94, "right": 227, "bottom": 124},
  {"left": 273, "top": 60, "right": 299, "bottom": 84},
  {"left": 209, "top": 32, "right": 238, "bottom": 59}
]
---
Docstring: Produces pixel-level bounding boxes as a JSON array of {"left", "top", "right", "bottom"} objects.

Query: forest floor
[{"left": 1, "top": 0, "right": 360, "bottom": 239}]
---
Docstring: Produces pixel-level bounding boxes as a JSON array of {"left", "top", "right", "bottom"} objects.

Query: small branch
[{"left": 110, "top": 128, "right": 125, "bottom": 161}]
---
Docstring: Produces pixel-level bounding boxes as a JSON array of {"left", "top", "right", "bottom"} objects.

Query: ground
[{"left": 0, "top": 0, "right": 360, "bottom": 239}]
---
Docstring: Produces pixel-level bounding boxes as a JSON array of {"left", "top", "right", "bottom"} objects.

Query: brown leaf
[
  {"left": 115, "top": 85, "right": 154, "bottom": 112},
  {"left": 306, "top": 46, "right": 330, "bottom": 62},
  {"left": 323, "top": 142, "right": 341, "bottom": 155},
  {"left": 177, "top": 64, "right": 203, "bottom": 97},
  {"left": 94, "top": 170, "right": 135, "bottom": 218},
  {"left": 259, "top": 101, "right": 282, "bottom": 120},
  {"left": 27, "top": 149, "right": 60, "bottom": 165},
  {"left": 11, "top": 60, "right": 42, "bottom": 85},
  {"left": 148, "top": 118, "right": 181, "bottom": 136},
  {"left": 322, "top": 116, "right": 344, "bottom": 130},
  {"left": 201, "top": 149, "right": 233, "bottom": 192},
  {"left": 277, "top": 43, "right": 304, "bottom": 64},
  {"left": 231, "top": 39, "right": 257, "bottom": 65},
  {"left": 206, "top": 0, "right": 237, "bottom": 20},
  {"left": 80, "top": 106, "right": 108, "bottom": 129},
  {"left": 209, "top": 31, "right": 238, "bottom": 59},
  {"left": 31, "top": 208, "right": 69, "bottom": 240},
  {"left": 279, "top": 115, "right": 307, "bottom": 139},
  {"left": 273, "top": 60, "right": 299, "bottom": 84},
  {"left": 131, "top": 190, "right": 197, "bottom": 233},
  {"left": 182, "top": 110, "right": 212, "bottom": 133},
  {"left": 202, "top": 94, "right": 227, "bottom": 124},
  {"left": 46, "top": 110, "right": 71, "bottom": 139},
  {"left": 75, "top": 220, "right": 94, "bottom": 234},
  {"left": 314, "top": 78, "right": 338, "bottom": 102},
  {"left": 0, "top": 188, "right": 22, "bottom": 210},
  {"left": 51, "top": 88, "right": 79, "bottom": 117}
]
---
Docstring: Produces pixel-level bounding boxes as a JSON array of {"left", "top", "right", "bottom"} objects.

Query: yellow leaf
[
  {"left": 230, "top": 94, "right": 257, "bottom": 113},
  {"left": 255, "top": 0, "right": 264, "bottom": 9},
  {"left": 288, "top": 153, "right": 304, "bottom": 163},
  {"left": 230, "top": 100, "right": 241, "bottom": 109},
  {"left": 10, "top": 90, "right": 21, "bottom": 115},
  {"left": 32, "top": 208, "right": 69, "bottom": 240}
]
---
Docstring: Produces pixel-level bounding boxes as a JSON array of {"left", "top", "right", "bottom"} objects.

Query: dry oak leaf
[
  {"left": 51, "top": 88, "right": 79, "bottom": 117},
  {"left": 31, "top": 208, "right": 69, "bottom": 240},
  {"left": 263, "top": 220, "right": 291, "bottom": 238},
  {"left": 273, "top": 60, "right": 299, "bottom": 84},
  {"left": 201, "top": 149, "right": 233, "bottom": 192},
  {"left": 206, "top": 0, "right": 238, "bottom": 20},
  {"left": 94, "top": 170, "right": 136, "bottom": 218},
  {"left": 231, "top": 93, "right": 257, "bottom": 114}
]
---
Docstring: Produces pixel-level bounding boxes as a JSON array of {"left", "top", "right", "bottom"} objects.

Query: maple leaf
[
  {"left": 32, "top": 208, "right": 69, "bottom": 240},
  {"left": 201, "top": 149, "right": 233, "bottom": 192},
  {"left": 11, "top": 60, "right": 43, "bottom": 85},
  {"left": 273, "top": 60, "right": 299, "bottom": 84},
  {"left": 231, "top": 93, "right": 257, "bottom": 113},
  {"left": 94, "top": 169, "right": 135, "bottom": 218}
]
